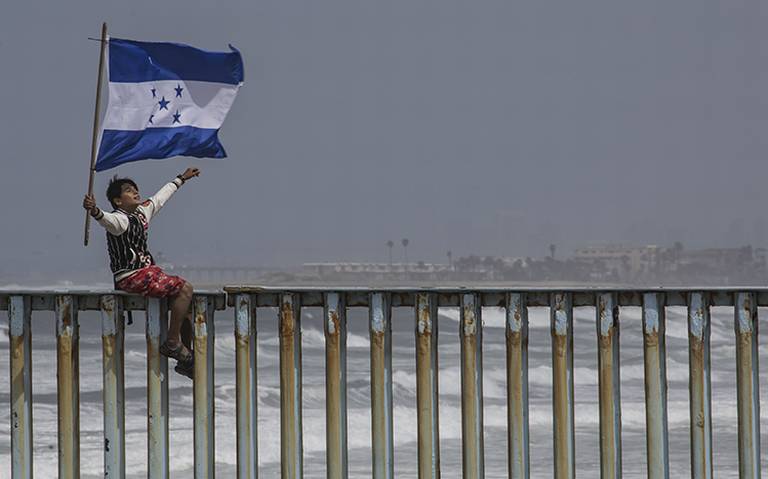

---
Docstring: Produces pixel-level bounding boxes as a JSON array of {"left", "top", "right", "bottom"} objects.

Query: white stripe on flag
[{"left": 102, "top": 80, "right": 239, "bottom": 131}]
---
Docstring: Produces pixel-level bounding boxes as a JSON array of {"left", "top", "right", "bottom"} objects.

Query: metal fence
[{"left": 1, "top": 287, "right": 763, "bottom": 479}]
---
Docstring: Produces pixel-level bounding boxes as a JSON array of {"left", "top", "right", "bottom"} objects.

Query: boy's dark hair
[{"left": 106, "top": 176, "right": 138, "bottom": 209}]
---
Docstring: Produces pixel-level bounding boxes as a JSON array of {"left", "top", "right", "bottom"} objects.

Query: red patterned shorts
[{"left": 116, "top": 265, "right": 186, "bottom": 298}]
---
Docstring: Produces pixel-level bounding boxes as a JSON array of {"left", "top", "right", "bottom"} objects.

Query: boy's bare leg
[
  {"left": 180, "top": 314, "right": 193, "bottom": 351},
  {"left": 167, "top": 282, "right": 194, "bottom": 350}
]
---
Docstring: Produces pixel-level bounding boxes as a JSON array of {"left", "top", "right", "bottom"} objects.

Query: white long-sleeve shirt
[
  {"left": 94, "top": 178, "right": 183, "bottom": 235},
  {"left": 93, "top": 178, "right": 183, "bottom": 281}
]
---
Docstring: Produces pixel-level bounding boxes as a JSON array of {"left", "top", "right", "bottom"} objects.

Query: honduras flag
[{"left": 95, "top": 38, "right": 244, "bottom": 171}]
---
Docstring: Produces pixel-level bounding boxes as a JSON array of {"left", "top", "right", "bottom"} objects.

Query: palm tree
[
  {"left": 386, "top": 240, "right": 394, "bottom": 266},
  {"left": 401, "top": 238, "right": 409, "bottom": 266}
]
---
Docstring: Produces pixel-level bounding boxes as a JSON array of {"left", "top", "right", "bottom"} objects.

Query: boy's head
[{"left": 106, "top": 176, "right": 141, "bottom": 210}]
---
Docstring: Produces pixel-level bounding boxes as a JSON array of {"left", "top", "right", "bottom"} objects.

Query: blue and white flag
[{"left": 95, "top": 38, "right": 244, "bottom": 171}]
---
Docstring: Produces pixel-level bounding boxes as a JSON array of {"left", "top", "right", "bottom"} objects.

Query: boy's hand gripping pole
[{"left": 84, "top": 22, "right": 108, "bottom": 247}]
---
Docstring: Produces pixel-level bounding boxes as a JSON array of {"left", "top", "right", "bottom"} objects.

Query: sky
[{"left": 1, "top": 0, "right": 767, "bottom": 277}]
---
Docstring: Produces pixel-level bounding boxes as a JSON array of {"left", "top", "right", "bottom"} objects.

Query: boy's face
[{"left": 113, "top": 183, "right": 141, "bottom": 211}]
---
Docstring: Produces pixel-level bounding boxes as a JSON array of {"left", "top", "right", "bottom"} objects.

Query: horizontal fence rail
[{"left": 1, "top": 286, "right": 765, "bottom": 478}]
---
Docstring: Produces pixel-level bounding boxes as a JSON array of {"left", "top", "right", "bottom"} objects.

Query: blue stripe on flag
[
  {"left": 95, "top": 127, "right": 227, "bottom": 171},
  {"left": 109, "top": 38, "right": 244, "bottom": 85}
]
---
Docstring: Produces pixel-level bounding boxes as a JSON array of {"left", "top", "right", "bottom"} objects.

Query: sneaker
[{"left": 174, "top": 357, "right": 194, "bottom": 380}]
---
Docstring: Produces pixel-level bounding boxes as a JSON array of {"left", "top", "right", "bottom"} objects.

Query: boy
[{"left": 82, "top": 168, "right": 200, "bottom": 379}]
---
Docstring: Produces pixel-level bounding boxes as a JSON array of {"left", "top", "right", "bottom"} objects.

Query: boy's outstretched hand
[{"left": 179, "top": 168, "right": 201, "bottom": 181}]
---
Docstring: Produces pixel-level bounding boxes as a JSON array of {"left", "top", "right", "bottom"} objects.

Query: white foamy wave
[
  {"left": 391, "top": 366, "right": 509, "bottom": 400},
  {"left": 437, "top": 305, "right": 598, "bottom": 330},
  {"left": 438, "top": 307, "right": 507, "bottom": 329},
  {"left": 258, "top": 326, "right": 370, "bottom": 349}
]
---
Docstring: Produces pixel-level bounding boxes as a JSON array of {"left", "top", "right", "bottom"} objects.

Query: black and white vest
[{"left": 107, "top": 209, "right": 154, "bottom": 281}]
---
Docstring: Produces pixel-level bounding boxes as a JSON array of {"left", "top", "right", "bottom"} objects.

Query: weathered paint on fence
[
  {"left": 687, "top": 292, "right": 713, "bottom": 479},
  {"left": 324, "top": 292, "right": 349, "bottom": 478},
  {"left": 235, "top": 293, "right": 258, "bottom": 479},
  {"left": 597, "top": 292, "right": 621, "bottom": 479},
  {"left": 369, "top": 292, "right": 394, "bottom": 479},
  {"left": 506, "top": 292, "right": 529, "bottom": 479},
  {"left": 415, "top": 292, "right": 440, "bottom": 478},
  {"left": 193, "top": 296, "right": 216, "bottom": 479},
  {"left": 550, "top": 292, "right": 575, "bottom": 479},
  {"left": 100, "top": 294, "right": 126, "bottom": 479},
  {"left": 279, "top": 293, "right": 303, "bottom": 479},
  {"left": 146, "top": 298, "right": 170, "bottom": 479},
  {"left": 642, "top": 293, "right": 670, "bottom": 479},
  {"left": 10, "top": 295, "right": 32, "bottom": 479}
]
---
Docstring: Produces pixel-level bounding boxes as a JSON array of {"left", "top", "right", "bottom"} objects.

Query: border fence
[{"left": 1, "top": 287, "right": 763, "bottom": 478}]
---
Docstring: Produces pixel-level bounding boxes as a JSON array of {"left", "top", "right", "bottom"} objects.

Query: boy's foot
[
  {"left": 160, "top": 340, "right": 193, "bottom": 363},
  {"left": 174, "top": 358, "right": 194, "bottom": 380}
]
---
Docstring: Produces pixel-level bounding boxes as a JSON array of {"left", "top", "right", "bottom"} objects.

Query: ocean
[{"left": 1, "top": 297, "right": 768, "bottom": 477}]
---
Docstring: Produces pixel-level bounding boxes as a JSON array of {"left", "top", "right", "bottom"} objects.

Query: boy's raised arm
[
  {"left": 82, "top": 194, "right": 129, "bottom": 235},
  {"left": 141, "top": 168, "right": 201, "bottom": 222}
]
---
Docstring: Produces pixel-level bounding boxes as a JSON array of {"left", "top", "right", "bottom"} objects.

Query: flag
[{"left": 95, "top": 38, "right": 244, "bottom": 172}]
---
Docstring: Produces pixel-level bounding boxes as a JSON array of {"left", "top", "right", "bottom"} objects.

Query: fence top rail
[
  {"left": 2, "top": 286, "right": 767, "bottom": 310},
  {"left": 223, "top": 285, "right": 768, "bottom": 308},
  {"left": 224, "top": 284, "right": 768, "bottom": 293},
  {"left": 0, "top": 290, "right": 225, "bottom": 311}
]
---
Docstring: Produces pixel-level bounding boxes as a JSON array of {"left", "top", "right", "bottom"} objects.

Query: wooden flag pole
[{"left": 84, "top": 22, "right": 108, "bottom": 246}]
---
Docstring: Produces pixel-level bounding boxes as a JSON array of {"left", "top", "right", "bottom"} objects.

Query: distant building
[
  {"left": 678, "top": 246, "right": 754, "bottom": 270},
  {"left": 573, "top": 244, "right": 660, "bottom": 277},
  {"left": 302, "top": 262, "right": 454, "bottom": 281}
]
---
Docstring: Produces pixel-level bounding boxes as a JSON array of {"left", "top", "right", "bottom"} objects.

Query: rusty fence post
[
  {"left": 415, "top": 292, "right": 440, "bottom": 479},
  {"left": 642, "top": 293, "right": 669, "bottom": 479},
  {"left": 369, "top": 292, "right": 394, "bottom": 479},
  {"left": 10, "top": 295, "right": 33, "bottom": 479},
  {"left": 734, "top": 292, "right": 760, "bottom": 479},
  {"left": 506, "top": 293, "right": 529, "bottom": 479},
  {"left": 460, "top": 293, "right": 484, "bottom": 479},
  {"left": 324, "top": 292, "right": 348, "bottom": 478},
  {"left": 687, "top": 292, "right": 713, "bottom": 479},
  {"left": 597, "top": 293, "right": 621, "bottom": 479},
  {"left": 194, "top": 296, "right": 216, "bottom": 479},
  {"left": 146, "top": 298, "right": 170, "bottom": 479},
  {"left": 101, "top": 295, "right": 126, "bottom": 479},
  {"left": 56, "top": 294, "right": 80, "bottom": 479},
  {"left": 280, "top": 292, "right": 303, "bottom": 479},
  {"left": 551, "top": 292, "right": 575, "bottom": 479},
  {"left": 235, "top": 293, "right": 258, "bottom": 479}
]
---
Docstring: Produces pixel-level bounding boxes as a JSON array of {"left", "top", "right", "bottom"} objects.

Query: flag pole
[{"left": 84, "top": 22, "right": 108, "bottom": 246}]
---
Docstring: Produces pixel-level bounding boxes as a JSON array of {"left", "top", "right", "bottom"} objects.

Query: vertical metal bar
[
  {"left": 506, "top": 293, "right": 529, "bottom": 479},
  {"left": 687, "top": 292, "right": 713, "bottom": 479},
  {"left": 101, "top": 295, "right": 126, "bottom": 479},
  {"left": 194, "top": 296, "right": 216, "bottom": 479},
  {"left": 369, "top": 292, "right": 394, "bottom": 479},
  {"left": 551, "top": 292, "right": 575, "bottom": 479},
  {"left": 279, "top": 292, "right": 303, "bottom": 479},
  {"left": 235, "top": 293, "right": 258, "bottom": 479},
  {"left": 146, "top": 298, "right": 170, "bottom": 479},
  {"left": 415, "top": 292, "right": 440, "bottom": 479},
  {"left": 734, "top": 292, "right": 760, "bottom": 479},
  {"left": 9, "top": 295, "right": 32, "bottom": 479},
  {"left": 56, "top": 295, "right": 80, "bottom": 479},
  {"left": 597, "top": 293, "right": 621, "bottom": 479},
  {"left": 460, "top": 293, "right": 484, "bottom": 479},
  {"left": 324, "top": 292, "right": 348, "bottom": 478},
  {"left": 642, "top": 293, "right": 670, "bottom": 479}
]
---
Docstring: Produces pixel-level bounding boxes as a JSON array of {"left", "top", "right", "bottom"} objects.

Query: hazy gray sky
[{"left": 2, "top": 0, "right": 767, "bottom": 275}]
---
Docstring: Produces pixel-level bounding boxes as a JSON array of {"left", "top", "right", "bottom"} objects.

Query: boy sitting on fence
[{"left": 82, "top": 168, "right": 200, "bottom": 379}]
